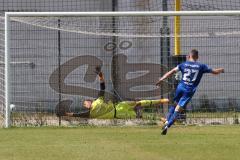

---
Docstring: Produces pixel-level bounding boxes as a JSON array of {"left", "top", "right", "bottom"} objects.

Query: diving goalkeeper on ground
[{"left": 57, "top": 66, "right": 169, "bottom": 119}]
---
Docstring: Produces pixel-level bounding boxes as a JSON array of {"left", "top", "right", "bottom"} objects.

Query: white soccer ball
[{"left": 10, "top": 104, "right": 16, "bottom": 111}]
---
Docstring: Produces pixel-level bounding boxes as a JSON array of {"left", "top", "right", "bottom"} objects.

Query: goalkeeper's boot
[{"left": 161, "top": 125, "right": 168, "bottom": 135}]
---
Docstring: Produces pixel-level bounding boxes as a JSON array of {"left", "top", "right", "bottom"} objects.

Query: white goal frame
[{"left": 4, "top": 11, "right": 240, "bottom": 127}]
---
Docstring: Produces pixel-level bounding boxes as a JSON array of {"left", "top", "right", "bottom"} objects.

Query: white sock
[{"left": 164, "top": 121, "right": 168, "bottom": 125}]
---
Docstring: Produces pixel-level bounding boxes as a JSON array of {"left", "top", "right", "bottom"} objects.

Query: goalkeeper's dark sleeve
[
  {"left": 98, "top": 72, "right": 105, "bottom": 97},
  {"left": 72, "top": 110, "right": 90, "bottom": 118},
  {"left": 98, "top": 82, "right": 105, "bottom": 97},
  {"left": 100, "top": 81, "right": 105, "bottom": 90}
]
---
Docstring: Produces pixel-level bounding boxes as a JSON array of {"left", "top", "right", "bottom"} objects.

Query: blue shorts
[{"left": 174, "top": 85, "right": 195, "bottom": 109}]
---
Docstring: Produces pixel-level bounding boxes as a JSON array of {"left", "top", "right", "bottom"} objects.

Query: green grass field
[{"left": 0, "top": 126, "right": 240, "bottom": 160}]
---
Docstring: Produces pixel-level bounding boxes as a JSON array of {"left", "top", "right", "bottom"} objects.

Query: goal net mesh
[
  {"left": 5, "top": 14, "right": 240, "bottom": 126},
  {"left": 1, "top": 0, "right": 240, "bottom": 126},
  {"left": 11, "top": 16, "right": 240, "bottom": 38}
]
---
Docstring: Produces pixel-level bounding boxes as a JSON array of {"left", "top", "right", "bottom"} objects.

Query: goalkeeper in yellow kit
[{"left": 62, "top": 66, "right": 169, "bottom": 119}]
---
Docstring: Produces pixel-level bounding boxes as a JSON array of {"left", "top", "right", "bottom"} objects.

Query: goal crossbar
[{"left": 5, "top": 11, "right": 240, "bottom": 17}]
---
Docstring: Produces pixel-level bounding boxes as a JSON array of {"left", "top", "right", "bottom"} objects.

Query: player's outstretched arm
[
  {"left": 65, "top": 111, "right": 90, "bottom": 118},
  {"left": 211, "top": 68, "right": 224, "bottom": 75},
  {"left": 156, "top": 67, "right": 178, "bottom": 86}
]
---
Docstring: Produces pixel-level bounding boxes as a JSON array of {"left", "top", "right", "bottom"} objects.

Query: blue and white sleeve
[
  {"left": 202, "top": 64, "right": 213, "bottom": 73},
  {"left": 176, "top": 63, "right": 184, "bottom": 72}
]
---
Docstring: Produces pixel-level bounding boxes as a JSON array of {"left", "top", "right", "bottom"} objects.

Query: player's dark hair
[{"left": 190, "top": 49, "right": 199, "bottom": 60}]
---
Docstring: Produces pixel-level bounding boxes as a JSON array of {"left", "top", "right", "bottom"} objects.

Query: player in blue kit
[{"left": 156, "top": 49, "right": 224, "bottom": 135}]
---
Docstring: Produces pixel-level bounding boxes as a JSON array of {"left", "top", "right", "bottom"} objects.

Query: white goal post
[{"left": 4, "top": 11, "right": 240, "bottom": 127}]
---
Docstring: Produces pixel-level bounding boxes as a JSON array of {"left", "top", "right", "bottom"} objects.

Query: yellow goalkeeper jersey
[
  {"left": 89, "top": 98, "right": 168, "bottom": 119},
  {"left": 90, "top": 97, "right": 115, "bottom": 119},
  {"left": 115, "top": 101, "right": 136, "bottom": 119},
  {"left": 89, "top": 98, "right": 136, "bottom": 119}
]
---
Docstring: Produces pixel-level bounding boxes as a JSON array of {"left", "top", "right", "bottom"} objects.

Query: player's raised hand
[
  {"left": 211, "top": 68, "right": 224, "bottom": 75},
  {"left": 95, "top": 65, "right": 102, "bottom": 75},
  {"left": 221, "top": 68, "right": 224, "bottom": 73}
]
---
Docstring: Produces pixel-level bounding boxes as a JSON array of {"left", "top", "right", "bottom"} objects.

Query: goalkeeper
[{"left": 60, "top": 66, "right": 169, "bottom": 119}]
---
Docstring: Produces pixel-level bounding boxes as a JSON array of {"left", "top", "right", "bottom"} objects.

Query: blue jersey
[{"left": 177, "top": 61, "right": 212, "bottom": 91}]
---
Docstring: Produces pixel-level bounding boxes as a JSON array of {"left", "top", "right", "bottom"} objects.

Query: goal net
[{"left": 3, "top": 11, "right": 240, "bottom": 127}]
